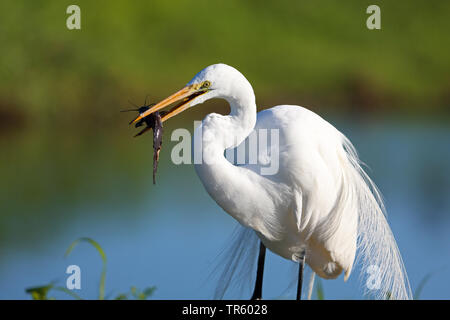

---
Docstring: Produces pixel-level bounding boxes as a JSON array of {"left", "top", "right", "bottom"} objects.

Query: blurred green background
[
  {"left": 0, "top": 1, "right": 449, "bottom": 299},
  {"left": 1, "top": 0, "right": 449, "bottom": 125}
]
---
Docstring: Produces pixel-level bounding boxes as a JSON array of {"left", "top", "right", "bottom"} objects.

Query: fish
[{"left": 122, "top": 102, "right": 167, "bottom": 184}]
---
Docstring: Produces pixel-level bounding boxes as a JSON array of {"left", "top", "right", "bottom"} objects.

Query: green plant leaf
[
  {"left": 65, "top": 237, "right": 107, "bottom": 300},
  {"left": 25, "top": 284, "right": 54, "bottom": 300},
  {"left": 414, "top": 272, "right": 433, "bottom": 300},
  {"left": 114, "top": 293, "right": 128, "bottom": 300},
  {"left": 25, "top": 238, "right": 156, "bottom": 300},
  {"left": 54, "top": 286, "right": 84, "bottom": 300},
  {"left": 127, "top": 286, "right": 156, "bottom": 300},
  {"left": 130, "top": 286, "right": 138, "bottom": 298},
  {"left": 316, "top": 278, "right": 324, "bottom": 300},
  {"left": 142, "top": 286, "right": 156, "bottom": 299}
]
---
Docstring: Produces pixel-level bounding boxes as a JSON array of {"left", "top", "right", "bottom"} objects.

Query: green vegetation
[
  {"left": 315, "top": 277, "right": 325, "bottom": 300},
  {"left": 26, "top": 238, "right": 156, "bottom": 300},
  {"left": 24, "top": 237, "right": 432, "bottom": 300},
  {"left": 413, "top": 272, "right": 434, "bottom": 300},
  {"left": 65, "top": 237, "right": 107, "bottom": 299},
  {"left": 0, "top": 0, "right": 449, "bottom": 131}
]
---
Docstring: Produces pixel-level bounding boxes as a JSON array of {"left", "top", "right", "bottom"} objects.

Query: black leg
[
  {"left": 250, "top": 242, "right": 266, "bottom": 300},
  {"left": 296, "top": 252, "right": 306, "bottom": 300}
]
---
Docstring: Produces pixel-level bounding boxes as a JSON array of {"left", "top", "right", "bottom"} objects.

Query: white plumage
[{"left": 134, "top": 63, "right": 412, "bottom": 299}]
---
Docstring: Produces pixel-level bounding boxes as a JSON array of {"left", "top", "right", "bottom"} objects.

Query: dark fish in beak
[{"left": 122, "top": 103, "right": 167, "bottom": 184}]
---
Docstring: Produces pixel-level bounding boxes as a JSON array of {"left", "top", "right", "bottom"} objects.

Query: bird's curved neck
[
  {"left": 203, "top": 93, "right": 257, "bottom": 156},
  {"left": 194, "top": 91, "right": 258, "bottom": 227}
]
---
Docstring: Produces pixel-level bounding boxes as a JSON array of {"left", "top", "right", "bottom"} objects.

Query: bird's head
[{"left": 129, "top": 63, "right": 253, "bottom": 126}]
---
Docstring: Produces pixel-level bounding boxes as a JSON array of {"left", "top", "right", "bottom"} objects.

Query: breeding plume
[{"left": 130, "top": 63, "right": 412, "bottom": 299}]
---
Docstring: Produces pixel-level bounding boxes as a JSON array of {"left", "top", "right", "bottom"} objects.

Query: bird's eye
[{"left": 202, "top": 81, "right": 211, "bottom": 89}]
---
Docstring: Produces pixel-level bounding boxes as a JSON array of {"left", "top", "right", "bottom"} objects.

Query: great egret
[{"left": 130, "top": 63, "right": 412, "bottom": 300}]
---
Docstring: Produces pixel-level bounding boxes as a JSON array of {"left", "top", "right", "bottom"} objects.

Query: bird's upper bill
[{"left": 129, "top": 81, "right": 211, "bottom": 126}]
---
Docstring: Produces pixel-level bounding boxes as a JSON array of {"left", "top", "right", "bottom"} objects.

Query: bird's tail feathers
[
  {"left": 210, "top": 224, "right": 259, "bottom": 299},
  {"left": 341, "top": 134, "right": 412, "bottom": 300}
]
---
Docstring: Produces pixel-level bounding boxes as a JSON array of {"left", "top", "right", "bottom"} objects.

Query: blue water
[{"left": 0, "top": 121, "right": 449, "bottom": 299}]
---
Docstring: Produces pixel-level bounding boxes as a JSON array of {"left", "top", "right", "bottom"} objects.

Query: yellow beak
[{"left": 129, "top": 84, "right": 206, "bottom": 125}]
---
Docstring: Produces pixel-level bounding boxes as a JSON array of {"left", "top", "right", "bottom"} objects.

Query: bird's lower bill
[{"left": 130, "top": 85, "right": 208, "bottom": 128}]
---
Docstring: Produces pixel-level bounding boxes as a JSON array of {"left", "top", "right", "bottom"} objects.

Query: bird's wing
[{"left": 245, "top": 105, "right": 357, "bottom": 277}]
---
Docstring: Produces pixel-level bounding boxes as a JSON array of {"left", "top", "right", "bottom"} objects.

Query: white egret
[{"left": 130, "top": 63, "right": 412, "bottom": 300}]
